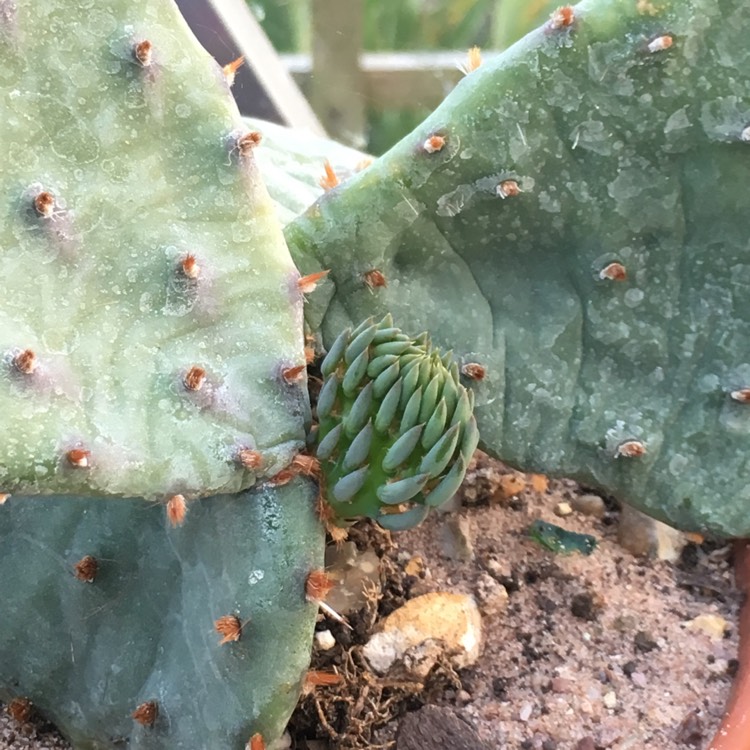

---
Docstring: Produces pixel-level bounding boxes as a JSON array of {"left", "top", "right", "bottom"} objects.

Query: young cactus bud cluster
[{"left": 315, "top": 316, "right": 479, "bottom": 530}]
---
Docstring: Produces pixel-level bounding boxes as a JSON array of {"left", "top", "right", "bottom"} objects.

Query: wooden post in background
[{"left": 310, "top": 0, "right": 366, "bottom": 148}]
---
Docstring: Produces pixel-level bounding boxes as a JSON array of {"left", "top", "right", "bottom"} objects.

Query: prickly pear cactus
[
  {"left": 288, "top": 0, "right": 750, "bottom": 537},
  {"left": 0, "top": 480, "right": 323, "bottom": 749},
  {"left": 315, "top": 315, "right": 478, "bottom": 529},
  {"left": 0, "top": 0, "right": 307, "bottom": 499}
]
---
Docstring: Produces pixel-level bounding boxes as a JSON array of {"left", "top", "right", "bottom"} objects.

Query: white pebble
[{"left": 315, "top": 629, "right": 336, "bottom": 650}]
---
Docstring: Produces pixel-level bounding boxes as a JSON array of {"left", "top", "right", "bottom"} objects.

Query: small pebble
[
  {"left": 686, "top": 614, "right": 728, "bottom": 640},
  {"left": 550, "top": 677, "right": 574, "bottom": 693},
  {"left": 603, "top": 690, "right": 617, "bottom": 709},
  {"left": 474, "top": 573, "right": 509, "bottom": 616},
  {"left": 572, "top": 494, "right": 606, "bottom": 518},
  {"left": 576, "top": 738, "right": 596, "bottom": 750},
  {"left": 631, "top": 672, "right": 648, "bottom": 689},
  {"left": 634, "top": 630, "right": 658, "bottom": 653},
  {"left": 570, "top": 592, "right": 602, "bottom": 621},
  {"left": 519, "top": 702, "right": 534, "bottom": 722},
  {"left": 554, "top": 501, "right": 573, "bottom": 517},
  {"left": 315, "top": 629, "right": 336, "bottom": 650},
  {"left": 440, "top": 515, "right": 475, "bottom": 561}
]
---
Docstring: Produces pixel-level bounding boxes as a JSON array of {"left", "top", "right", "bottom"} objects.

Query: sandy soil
[{"left": 1, "top": 453, "right": 741, "bottom": 750}]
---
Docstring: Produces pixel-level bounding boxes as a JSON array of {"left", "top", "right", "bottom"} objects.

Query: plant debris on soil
[{"left": 1, "top": 453, "right": 741, "bottom": 750}]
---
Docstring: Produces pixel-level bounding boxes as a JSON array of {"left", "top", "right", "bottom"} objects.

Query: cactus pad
[
  {"left": 0, "top": 1, "right": 306, "bottom": 499},
  {"left": 288, "top": 0, "right": 750, "bottom": 537},
  {"left": 315, "top": 315, "right": 478, "bottom": 530},
  {"left": 0, "top": 480, "right": 324, "bottom": 749}
]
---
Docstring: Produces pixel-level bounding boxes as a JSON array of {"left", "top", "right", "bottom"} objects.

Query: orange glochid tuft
[
  {"left": 319, "top": 160, "right": 340, "bottom": 191},
  {"left": 268, "top": 468, "right": 294, "bottom": 487},
  {"left": 132, "top": 700, "right": 158, "bottom": 726},
  {"left": 615, "top": 440, "right": 646, "bottom": 458},
  {"left": 222, "top": 56, "right": 245, "bottom": 86},
  {"left": 238, "top": 449, "right": 263, "bottom": 470},
  {"left": 13, "top": 349, "right": 37, "bottom": 375},
  {"left": 74, "top": 555, "right": 98, "bottom": 583},
  {"left": 497, "top": 179, "right": 521, "bottom": 198},
  {"left": 180, "top": 253, "right": 200, "bottom": 280},
  {"left": 599, "top": 262, "right": 627, "bottom": 282},
  {"left": 548, "top": 6, "right": 575, "bottom": 30},
  {"left": 67, "top": 448, "right": 91, "bottom": 468},
  {"left": 423, "top": 135, "right": 446, "bottom": 154},
  {"left": 214, "top": 614, "right": 244, "bottom": 644},
  {"left": 461, "top": 362, "right": 486, "bottom": 381},
  {"left": 291, "top": 454, "right": 321, "bottom": 478},
  {"left": 166, "top": 494, "right": 187, "bottom": 527},
  {"left": 33, "top": 191, "right": 55, "bottom": 218},
  {"left": 7, "top": 698, "right": 33, "bottom": 724},
  {"left": 237, "top": 130, "right": 263, "bottom": 156},
  {"left": 297, "top": 269, "right": 330, "bottom": 295},
  {"left": 281, "top": 364, "right": 307, "bottom": 385},
  {"left": 460, "top": 46, "right": 482, "bottom": 75},
  {"left": 305, "top": 569, "right": 334, "bottom": 603},
  {"left": 363, "top": 269, "right": 387, "bottom": 289},
  {"left": 647, "top": 34, "right": 673, "bottom": 53},
  {"left": 133, "top": 40, "right": 153, "bottom": 67},
  {"left": 183, "top": 366, "right": 206, "bottom": 392}
]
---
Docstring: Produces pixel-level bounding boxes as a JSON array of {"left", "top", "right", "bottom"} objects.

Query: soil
[{"left": 1, "top": 452, "right": 741, "bottom": 750}]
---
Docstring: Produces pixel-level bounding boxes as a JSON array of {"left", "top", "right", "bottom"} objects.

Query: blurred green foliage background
[{"left": 248, "top": 0, "right": 560, "bottom": 153}]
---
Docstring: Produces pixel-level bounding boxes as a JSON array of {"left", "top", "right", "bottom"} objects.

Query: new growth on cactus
[{"left": 315, "top": 315, "right": 478, "bottom": 530}]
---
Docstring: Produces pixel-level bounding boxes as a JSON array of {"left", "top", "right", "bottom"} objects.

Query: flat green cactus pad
[
  {"left": 0, "top": 480, "right": 324, "bottom": 749},
  {"left": 287, "top": 0, "right": 750, "bottom": 537},
  {"left": 0, "top": 1, "right": 306, "bottom": 499}
]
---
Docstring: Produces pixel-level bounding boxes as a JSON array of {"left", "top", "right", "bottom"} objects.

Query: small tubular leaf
[
  {"left": 418, "top": 375, "right": 441, "bottom": 423},
  {"left": 373, "top": 361, "right": 401, "bottom": 398},
  {"left": 421, "top": 399, "right": 448, "bottom": 451},
  {"left": 451, "top": 389, "right": 472, "bottom": 427},
  {"left": 342, "top": 349, "right": 369, "bottom": 396},
  {"left": 382, "top": 424, "right": 424, "bottom": 472},
  {"left": 345, "top": 324, "right": 378, "bottom": 364},
  {"left": 400, "top": 387, "right": 423, "bottom": 434},
  {"left": 316, "top": 374, "right": 340, "bottom": 420},
  {"left": 343, "top": 421, "right": 373, "bottom": 471},
  {"left": 367, "top": 353, "right": 399, "bottom": 378},
  {"left": 375, "top": 380, "right": 403, "bottom": 433},
  {"left": 332, "top": 465, "right": 369, "bottom": 503},
  {"left": 316, "top": 423, "right": 343, "bottom": 461},
  {"left": 344, "top": 382, "right": 373, "bottom": 437},
  {"left": 460, "top": 415, "right": 480, "bottom": 462},
  {"left": 377, "top": 504, "right": 429, "bottom": 531},
  {"left": 321, "top": 329, "right": 349, "bottom": 377},
  {"left": 425, "top": 455, "right": 467, "bottom": 507},
  {"left": 372, "top": 327, "right": 406, "bottom": 344},
  {"left": 372, "top": 340, "right": 413, "bottom": 357},
  {"left": 399, "top": 365, "right": 421, "bottom": 411},
  {"left": 419, "top": 422, "right": 461, "bottom": 478},
  {"left": 377, "top": 473, "right": 430, "bottom": 505}
]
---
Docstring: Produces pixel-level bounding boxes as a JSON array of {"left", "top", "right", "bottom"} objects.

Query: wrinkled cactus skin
[
  {"left": 0, "top": 0, "right": 306, "bottom": 500},
  {"left": 314, "top": 316, "right": 478, "bottom": 529},
  {"left": 0, "top": 480, "right": 324, "bottom": 750},
  {"left": 287, "top": 0, "right": 750, "bottom": 537}
]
